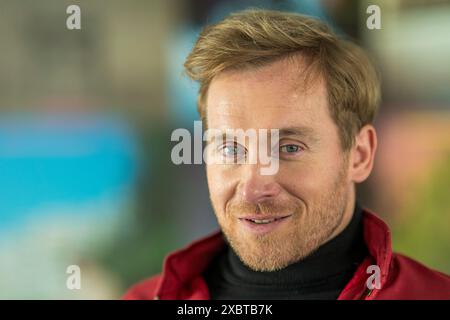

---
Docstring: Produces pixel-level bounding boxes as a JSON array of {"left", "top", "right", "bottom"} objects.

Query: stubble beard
[{"left": 213, "top": 164, "right": 350, "bottom": 272}]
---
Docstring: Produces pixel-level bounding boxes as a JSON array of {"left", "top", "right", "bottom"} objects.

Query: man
[{"left": 125, "top": 9, "right": 450, "bottom": 300}]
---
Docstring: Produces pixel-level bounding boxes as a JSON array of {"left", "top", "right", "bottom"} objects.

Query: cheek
[
  {"left": 276, "top": 154, "right": 345, "bottom": 200},
  {"left": 275, "top": 164, "right": 316, "bottom": 201},
  {"left": 206, "top": 165, "right": 238, "bottom": 214}
]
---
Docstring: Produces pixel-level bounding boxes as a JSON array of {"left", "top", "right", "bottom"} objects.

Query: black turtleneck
[{"left": 203, "top": 203, "right": 368, "bottom": 300}]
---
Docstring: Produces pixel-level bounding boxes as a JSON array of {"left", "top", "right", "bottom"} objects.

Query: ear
[{"left": 349, "top": 124, "right": 377, "bottom": 183}]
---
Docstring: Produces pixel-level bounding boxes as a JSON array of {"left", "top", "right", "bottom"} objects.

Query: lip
[
  {"left": 238, "top": 214, "right": 292, "bottom": 220},
  {"left": 238, "top": 214, "right": 292, "bottom": 235}
]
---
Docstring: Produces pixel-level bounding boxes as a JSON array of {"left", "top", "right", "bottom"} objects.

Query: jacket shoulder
[
  {"left": 379, "top": 253, "right": 450, "bottom": 299},
  {"left": 123, "top": 274, "right": 162, "bottom": 300}
]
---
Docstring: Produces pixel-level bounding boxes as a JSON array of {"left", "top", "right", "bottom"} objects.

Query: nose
[{"left": 240, "top": 165, "right": 281, "bottom": 204}]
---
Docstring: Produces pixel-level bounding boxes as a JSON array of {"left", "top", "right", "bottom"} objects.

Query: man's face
[{"left": 205, "top": 57, "right": 354, "bottom": 272}]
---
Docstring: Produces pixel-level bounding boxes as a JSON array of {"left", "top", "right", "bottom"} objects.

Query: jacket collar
[
  {"left": 154, "top": 209, "right": 393, "bottom": 300},
  {"left": 337, "top": 209, "right": 393, "bottom": 299}
]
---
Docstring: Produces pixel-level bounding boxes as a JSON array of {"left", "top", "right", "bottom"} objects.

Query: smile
[{"left": 238, "top": 215, "right": 292, "bottom": 234}]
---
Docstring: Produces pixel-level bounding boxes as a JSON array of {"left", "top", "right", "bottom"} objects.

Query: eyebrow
[
  {"left": 206, "top": 126, "right": 319, "bottom": 144},
  {"left": 278, "top": 126, "right": 319, "bottom": 142}
]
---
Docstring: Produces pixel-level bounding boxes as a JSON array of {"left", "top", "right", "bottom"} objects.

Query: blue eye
[
  {"left": 220, "top": 143, "right": 246, "bottom": 159},
  {"left": 280, "top": 144, "right": 301, "bottom": 153},
  {"left": 223, "top": 146, "right": 236, "bottom": 156}
]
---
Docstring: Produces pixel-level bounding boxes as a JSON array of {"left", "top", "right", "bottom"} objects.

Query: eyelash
[
  {"left": 219, "top": 142, "right": 305, "bottom": 157},
  {"left": 279, "top": 144, "right": 305, "bottom": 155},
  {"left": 219, "top": 142, "right": 245, "bottom": 157}
]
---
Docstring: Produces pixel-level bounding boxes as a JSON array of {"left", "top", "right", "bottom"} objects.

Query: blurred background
[{"left": 0, "top": 0, "right": 449, "bottom": 299}]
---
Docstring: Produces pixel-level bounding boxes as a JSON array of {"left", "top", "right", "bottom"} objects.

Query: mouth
[{"left": 238, "top": 214, "right": 292, "bottom": 234}]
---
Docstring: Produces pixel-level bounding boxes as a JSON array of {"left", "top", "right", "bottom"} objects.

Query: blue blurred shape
[{"left": 0, "top": 113, "right": 139, "bottom": 230}]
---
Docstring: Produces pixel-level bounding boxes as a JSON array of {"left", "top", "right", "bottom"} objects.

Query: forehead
[{"left": 206, "top": 56, "right": 331, "bottom": 132}]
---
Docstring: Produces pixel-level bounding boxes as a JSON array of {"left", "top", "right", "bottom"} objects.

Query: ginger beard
[{"left": 210, "top": 160, "right": 350, "bottom": 272}]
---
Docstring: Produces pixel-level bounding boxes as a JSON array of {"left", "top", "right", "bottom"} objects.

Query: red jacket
[{"left": 124, "top": 209, "right": 450, "bottom": 300}]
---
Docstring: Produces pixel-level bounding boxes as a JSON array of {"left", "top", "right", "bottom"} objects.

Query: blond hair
[{"left": 184, "top": 9, "right": 380, "bottom": 150}]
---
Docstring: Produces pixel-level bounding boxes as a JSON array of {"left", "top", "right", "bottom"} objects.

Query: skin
[{"left": 205, "top": 56, "right": 377, "bottom": 272}]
